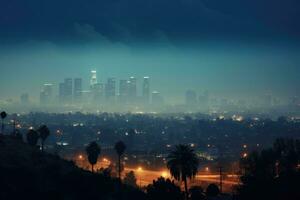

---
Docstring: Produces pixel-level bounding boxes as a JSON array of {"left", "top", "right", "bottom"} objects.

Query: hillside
[{"left": 0, "top": 135, "right": 145, "bottom": 200}]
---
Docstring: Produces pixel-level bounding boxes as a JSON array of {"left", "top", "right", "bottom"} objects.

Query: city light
[
  {"left": 137, "top": 167, "right": 143, "bottom": 172},
  {"left": 161, "top": 171, "right": 168, "bottom": 178}
]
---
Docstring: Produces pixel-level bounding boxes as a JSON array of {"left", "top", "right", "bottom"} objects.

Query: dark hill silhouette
[{"left": 0, "top": 135, "right": 145, "bottom": 200}]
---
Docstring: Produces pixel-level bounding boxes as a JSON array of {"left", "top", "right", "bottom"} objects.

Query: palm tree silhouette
[
  {"left": 114, "top": 141, "right": 126, "bottom": 181},
  {"left": 26, "top": 129, "right": 39, "bottom": 147},
  {"left": 38, "top": 125, "right": 50, "bottom": 152},
  {"left": 86, "top": 141, "right": 101, "bottom": 172},
  {"left": 1, "top": 111, "right": 7, "bottom": 134},
  {"left": 167, "top": 145, "right": 199, "bottom": 200}
]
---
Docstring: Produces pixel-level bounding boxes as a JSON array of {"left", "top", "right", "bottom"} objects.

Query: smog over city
[{"left": 0, "top": 1, "right": 299, "bottom": 200}]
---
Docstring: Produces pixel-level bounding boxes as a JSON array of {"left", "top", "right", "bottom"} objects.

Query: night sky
[{"left": 0, "top": 0, "right": 299, "bottom": 102}]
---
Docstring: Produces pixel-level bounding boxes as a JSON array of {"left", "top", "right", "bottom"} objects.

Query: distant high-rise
[
  {"left": 40, "top": 91, "right": 47, "bottom": 105},
  {"left": 64, "top": 78, "right": 73, "bottom": 103},
  {"left": 119, "top": 80, "right": 129, "bottom": 104},
  {"left": 90, "top": 70, "right": 97, "bottom": 87},
  {"left": 44, "top": 84, "right": 53, "bottom": 98},
  {"left": 185, "top": 90, "right": 197, "bottom": 107},
  {"left": 143, "top": 77, "right": 150, "bottom": 104},
  {"left": 40, "top": 84, "right": 53, "bottom": 105},
  {"left": 93, "top": 83, "right": 104, "bottom": 102},
  {"left": 199, "top": 90, "right": 209, "bottom": 111},
  {"left": 128, "top": 77, "right": 137, "bottom": 102},
  {"left": 74, "top": 78, "right": 83, "bottom": 101},
  {"left": 59, "top": 82, "right": 65, "bottom": 103},
  {"left": 105, "top": 78, "right": 116, "bottom": 102},
  {"left": 152, "top": 91, "right": 164, "bottom": 106}
]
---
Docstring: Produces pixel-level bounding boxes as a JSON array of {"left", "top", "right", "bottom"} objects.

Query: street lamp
[{"left": 161, "top": 171, "right": 168, "bottom": 178}]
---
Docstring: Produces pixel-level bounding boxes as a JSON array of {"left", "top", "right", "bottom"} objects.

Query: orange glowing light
[
  {"left": 137, "top": 167, "right": 143, "bottom": 172},
  {"left": 161, "top": 171, "right": 168, "bottom": 178}
]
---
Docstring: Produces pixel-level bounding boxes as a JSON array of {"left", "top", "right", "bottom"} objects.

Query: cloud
[{"left": 0, "top": 0, "right": 299, "bottom": 44}]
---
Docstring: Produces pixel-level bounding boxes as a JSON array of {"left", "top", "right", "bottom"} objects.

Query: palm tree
[
  {"left": 26, "top": 129, "right": 39, "bottom": 147},
  {"left": 167, "top": 145, "right": 199, "bottom": 200},
  {"left": 1, "top": 111, "right": 7, "bottom": 134},
  {"left": 114, "top": 141, "right": 126, "bottom": 181},
  {"left": 38, "top": 125, "right": 50, "bottom": 152},
  {"left": 86, "top": 141, "right": 101, "bottom": 172}
]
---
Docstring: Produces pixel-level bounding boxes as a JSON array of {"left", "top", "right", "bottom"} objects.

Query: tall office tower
[
  {"left": 74, "top": 78, "right": 83, "bottom": 102},
  {"left": 152, "top": 91, "right": 164, "bottom": 106},
  {"left": 93, "top": 83, "right": 104, "bottom": 102},
  {"left": 64, "top": 78, "right": 73, "bottom": 103},
  {"left": 185, "top": 90, "right": 197, "bottom": 107},
  {"left": 199, "top": 90, "right": 209, "bottom": 109},
  {"left": 90, "top": 70, "right": 97, "bottom": 87},
  {"left": 40, "top": 84, "right": 53, "bottom": 105},
  {"left": 59, "top": 82, "right": 65, "bottom": 103},
  {"left": 43, "top": 84, "right": 53, "bottom": 99},
  {"left": 142, "top": 77, "right": 150, "bottom": 104},
  {"left": 105, "top": 78, "right": 116, "bottom": 102},
  {"left": 20, "top": 93, "right": 29, "bottom": 105},
  {"left": 40, "top": 91, "right": 47, "bottom": 105},
  {"left": 128, "top": 77, "right": 137, "bottom": 102},
  {"left": 119, "top": 80, "right": 128, "bottom": 104}
]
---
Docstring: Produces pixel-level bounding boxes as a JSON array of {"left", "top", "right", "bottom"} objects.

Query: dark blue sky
[
  {"left": 0, "top": 0, "right": 299, "bottom": 102},
  {"left": 0, "top": 0, "right": 299, "bottom": 43}
]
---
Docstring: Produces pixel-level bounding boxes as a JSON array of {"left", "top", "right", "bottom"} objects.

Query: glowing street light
[
  {"left": 161, "top": 171, "right": 168, "bottom": 178},
  {"left": 137, "top": 167, "right": 143, "bottom": 172},
  {"left": 205, "top": 167, "right": 210, "bottom": 172}
]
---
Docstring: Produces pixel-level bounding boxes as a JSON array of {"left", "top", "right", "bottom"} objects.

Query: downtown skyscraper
[{"left": 143, "top": 77, "right": 150, "bottom": 104}]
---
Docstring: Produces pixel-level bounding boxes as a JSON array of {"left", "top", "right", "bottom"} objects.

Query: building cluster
[
  {"left": 185, "top": 90, "right": 210, "bottom": 108},
  {"left": 38, "top": 70, "right": 164, "bottom": 108}
]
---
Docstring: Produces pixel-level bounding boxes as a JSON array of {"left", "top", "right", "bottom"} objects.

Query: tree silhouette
[
  {"left": 114, "top": 140, "right": 126, "bottom": 181},
  {"left": 238, "top": 138, "right": 300, "bottom": 200},
  {"left": 1, "top": 111, "right": 7, "bottom": 134},
  {"left": 26, "top": 129, "right": 39, "bottom": 147},
  {"left": 86, "top": 141, "right": 101, "bottom": 172},
  {"left": 38, "top": 125, "right": 50, "bottom": 152},
  {"left": 146, "top": 177, "right": 183, "bottom": 200},
  {"left": 167, "top": 145, "right": 199, "bottom": 200},
  {"left": 206, "top": 184, "right": 220, "bottom": 198},
  {"left": 123, "top": 171, "right": 137, "bottom": 188},
  {"left": 189, "top": 186, "right": 206, "bottom": 200},
  {"left": 13, "top": 129, "right": 23, "bottom": 141}
]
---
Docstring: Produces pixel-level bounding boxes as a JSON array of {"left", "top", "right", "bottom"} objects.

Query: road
[{"left": 125, "top": 167, "right": 240, "bottom": 191}]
